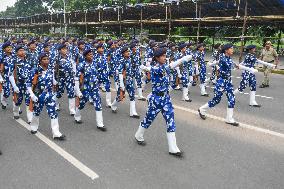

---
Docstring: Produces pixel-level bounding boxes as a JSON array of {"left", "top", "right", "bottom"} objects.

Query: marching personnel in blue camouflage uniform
[
  {"left": 207, "top": 43, "right": 222, "bottom": 85},
  {"left": 130, "top": 43, "right": 146, "bottom": 101},
  {"left": 73, "top": 49, "right": 106, "bottom": 131},
  {"left": 0, "top": 41, "right": 15, "bottom": 109},
  {"left": 198, "top": 44, "right": 258, "bottom": 126},
  {"left": 111, "top": 46, "right": 140, "bottom": 118},
  {"left": 54, "top": 44, "right": 76, "bottom": 115},
  {"left": 194, "top": 43, "right": 209, "bottom": 97},
  {"left": 234, "top": 45, "right": 275, "bottom": 107},
  {"left": 174, "top": 43, "right": 192, "bottom": 102},
  {"left": 135, "top": 48, "right": 192, "bottom": 157},
  {"left": 94, "top": 43, "right": 112, "bottom": 108},
  {"left": 185, "top": 42, "right": 194, "bottom": 88},
  {"left": 26, "top": 40, "right": 39, "bottom": 69},
  {"left": 27, "top": 53, "right": 66, "bottom": 140},
  {"left": 9, "top": 45, "right": 33, "bottom": 123}
]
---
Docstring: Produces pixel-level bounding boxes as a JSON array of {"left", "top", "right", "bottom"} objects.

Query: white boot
[
  {"left": 1, "top": 93, "right": 8, "bottom": 108},
  {"left": 182, "top": 87, "right": 191, "bottom": 102},
  {"left": 106, "top": 92, "right": 112, "bottom": 108},
  {"left": 249, "top": 91, "right": 261, "bottom": 107},
  {"left": 233, "top": 89, "right": 240, "bottom": 95},
  {"left": 135, "top": 125, "right": 146, "bottom": 145},
  {"left": 13, "top": 102, "right": 20, "bottom": 119},
  {"left": 167, "top": 132, "right": 182, "bottom": 156},
  {"left": 130, "top": 100, "right": 139, "bottom": 118},
  {"left": 198, "top": 103, "right": 209, "bottom": 120},
  {"left": 30, "top": 115, "right": 39, "bottom": 133},
  {"left": 137, "top": 88, "right": 146, "bottom": 101},
  {"left": 225, "top": 108, "right": 239, "bottom": 126},
  {"left": 51, "top": 118, "right": 65, "bottom": 139},
  {"left": 96, "top": 111, "right": 106, "bottom": 131},
  {"left": 111, "top": 99, "right": 118, "bottom": 113},
  {"left": 55, "top": 97, "right": 60, "bottom": 111},
  {"left": 200, "top": 84, "right": 209, "bottom": 96},
  {"left": 115, "top": 82, "right": 119, "bottom": 91},
  {"left": 26, "top": 106, "right": 33, "bottom": 124},
  {"left": 68, "top": 98, "right": 76, "bottom": 115},
  {"left": 74, "top": 107, "right": 82, "bottom": 124}
]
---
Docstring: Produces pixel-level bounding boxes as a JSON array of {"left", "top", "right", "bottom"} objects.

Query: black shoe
[
  {"left": 28, "top": 122, "right": 31, "bottom": 125},
  {"left": 19, "top": 110, "right": 22, "bottom": 114},
  {"left": 226, "top": 122, "right": 239, "bottom": 127},
  {"left": 249, "top": 104, "right": 261, "bottom": 108},
  {"left": 14, "top": 116, "right": 20, "bottom": 120},
  {"left": 130, "top": 115, "right": 140, "bottom": 119},
  {"left": 201, "top": 94, "right": 209, "bottom": 97},
  {"left": 106, "top": 105, "right": 111, "bottom": 108},
  {"left": 112, "top": 109, "right": 117, "bottom": 113},
  {"left": 31, "top": 130, "right": 37, "bottom": 134},
  {"left": 192, "top": 83, "right": 197, "bottom": 86},
  {"left": 183, "top": 99, "right": 192, "bottom": 102},
  {"left": 259, "top": 84, "right": 266, "bottom": 88},
  {"left": 97, "top": 126, "right": 107, "bottom": 132},
  {"left": 70, "top": 114, "right": 75, "bottom": 116},
  {"left": 54, "top": 135, "right": 66, "bottom": 141},
  {"left": 169, "top": 151, "right": 183, "bottom": 157},
  {"left": 135, "top": 138, "right": 146, "bottom": 146},
  {"left": 266, "top": 85, "right": 269, "bottom": 88},
  {"left": 0, "top": 150, "right": 2, "bottom": 155},
  {"left": 198, "top": 109, "right": 206, "bottom": 120},
  {"left": 1, "top": 104, "right": 6, "bottom": 109},
  {"left": 75, "top": 120, "right": 83, "bottom": 124},
  {"left": 90, "top": 102, "right": 94, "bottom": 105},
  {"left": 138, "top": 98, "right": 146, "bottom": 101}
]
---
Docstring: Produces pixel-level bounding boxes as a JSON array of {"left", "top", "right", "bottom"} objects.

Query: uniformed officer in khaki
[{"left": 259, "top": 41, "right": 279, "bottom": 88}]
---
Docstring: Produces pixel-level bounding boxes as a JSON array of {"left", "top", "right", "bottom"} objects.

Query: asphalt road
[{"left": 0, "top": 67, "right": 284, "bottom": 189}]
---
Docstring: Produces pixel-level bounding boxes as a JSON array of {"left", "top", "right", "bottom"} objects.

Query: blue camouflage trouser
[
  {"left": 210, "top": 66, "right": 217, "bottom": 81},
  {"left": 98, "top": 73, "right": 111, "bottom": 92},
  {"left": 33, "top": 92, "right": 58, "bottom": 119},
  {"left": 56, "top": 75, "right": 75, "bottom": 99},
  {"left": 181, "top": 69, "right": 189, "bottom": 88},
  {"left": 14, "top": 82, "right": 30, "bottom": 106},
  {"left": 116, "top": 76, "right": 135, "bottom": 102},
  {"left": 78, "top": 85, "right": 102, "bottom": 111},
  {"left": 2, "top": 80, "right": 11, "bottom": 98},
  {"left": 134, "top": 69, "right": 142, "bottom": 88},
  {"left": 238, "top": 71, "right": 256, "bottom": 92},
  {"left": 199, "top": 64, "right": 207, "bottom": 84},
  {"left": 140, "top": 94, "right": 176, "bottom": 132},
  {"left": 208, "top": 78, "right": 235, "bottom": 108}
]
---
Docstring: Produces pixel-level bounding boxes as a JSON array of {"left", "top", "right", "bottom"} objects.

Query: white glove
[
  {"left": 182, "top": 55, "right": 193, "bottom": 62},
  {"left": 146, "top": 58, "right": 152, "bottom": 67},
  {"left": 14, "top": 86, "right": 20, "bottom": 93},
  {"left": 27, "top": 87, "right": 38, "bottom": 102},
  {"left": 249, "top": 67, "right": 258, "bottom": 74},
  {"left": 140, "top": 65, "right": 151, "bottom": 72},
  {"left": 75, "top": 81, "right": 83, "bottom": 98},
  {"left": 0, "top": 74, "right": 4, "bottom": 83},
  {"left": 257, "top": 59, "right": 275, "bottom": 68},
  {"left": 208, "top": 60, "right": 218, "bottom": 66},
  {"left": 119, "top": 74, "right": 125, "bottom": 91},
  {"left": 239, "top": 65, "right": 258, "bottom": 74}
]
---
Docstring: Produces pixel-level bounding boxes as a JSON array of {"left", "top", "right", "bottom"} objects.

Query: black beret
[
  {"left": 83, "top": 49, "right": 92, "bottom": 57},
  {"left": 2, "top": 41, "right": 12, "bottom": 49},
  {"left": 130, "top": 43, "right": 137, "bottom": 49},
  {"left": 159, "top": 43, "right": 167, "bottom": 49},
  {"left": 43, "top": 43, "right": 50, "bottom": 48},
  {"left": 221, "top": 43, "right": 233, "bottom": 53},
  {"left": 214, "top": 43, "right": 221, "bottom": 49},
  {"left": 196, "top": 43, "right": 205, "bottom": 50},
  {"left": 186, "top": 42, "right": 193, "bottom": 47},
  {"left": 96, "top": 43, "right": 104, "bottom": 49},
  {"left": 27, "top": 40, "right": 36, "bottom": 46},
  {"left": 168, "top": 43, "right": 176, "bottom": 48},
  {"left": 77, "top": 40, "right": 85, "bottom": 46},
  {"left": 153, "top": 48, "right": 167, "bottom": 58}
]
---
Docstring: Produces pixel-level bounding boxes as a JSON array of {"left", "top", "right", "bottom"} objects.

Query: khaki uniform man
[{"left": 259, "top": 41, "right": 279, "bottom": 88}]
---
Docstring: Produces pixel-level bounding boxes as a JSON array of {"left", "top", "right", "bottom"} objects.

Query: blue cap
[
  {"left": 246, "top": 45, "right": 256, "bottom": 50},
  {"left": 221, "top": 43, "right": 233, "bottom": 53},
  {"left": 38, "top": 53, "right": 48, "bottom": 61},
  {"left": 121, "top": 46, "right": 130, "bottom": 54},
  {"left": 15, "top": 45, "right": 24, "bottom": 52},
  {"left": 57, "top": 44, "right": 67, "bottom": 50},
  {"left": 2, "top": 41, "right": 12, "bottom": 49},
  {"left": 83, "top": 49, "right": 92, "bottom": 57},
  {"left": 179, "top": 43, "right": 187, "bottom": 51},
  {"left": 96, "top": 43, "right": 104, "bottom": 49},
  {"left": 153, "top": 48, "right": 167, "bottom": 58},
  {"left": 130, "top": 43, "right": 137, "bottom": 49},
  {"left": 196, "top": 43, "right": 205, "bottom": 50},
  {"left": 77, "top": 40, "right": 85, "bottom": 46},
  {"left": 27, "top": 40, "right": 36, "bottom": 47}
]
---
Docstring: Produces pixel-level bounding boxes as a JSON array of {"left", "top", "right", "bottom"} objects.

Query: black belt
[{"left": 153, "top": 91, "right": 169, "bottom": 97}]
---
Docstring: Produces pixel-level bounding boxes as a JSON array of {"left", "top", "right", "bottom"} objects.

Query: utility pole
[{"left": 63, "top": 0, "right": 67, "bottom": 38}]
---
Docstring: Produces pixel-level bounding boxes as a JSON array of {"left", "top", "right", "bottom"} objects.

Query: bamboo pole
[{"left": 238, "top": 0, "right": 248, "bottom": 63}]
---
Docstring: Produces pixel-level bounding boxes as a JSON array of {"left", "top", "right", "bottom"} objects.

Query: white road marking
[
  {"left": 173, "top": 105, "right": 284, "bottom": 139},
  {"left": 15, "top": 118, "right": 99, "bottom": 180},
  {"left": 110, "top": 88, "right": 283, "bottom": 139}
]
